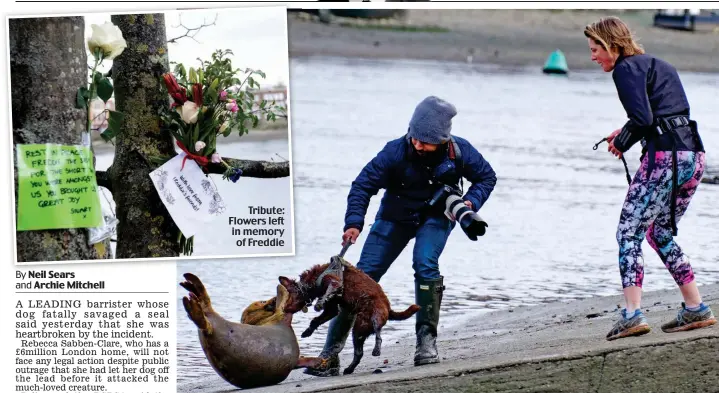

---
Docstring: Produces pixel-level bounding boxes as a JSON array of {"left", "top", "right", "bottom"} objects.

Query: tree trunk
[
  {"left": 11, "top": 17, "right": 111, "bottom": 262},
  {"left": 110, "top": 14, "right": 181, "bottom": 259}
]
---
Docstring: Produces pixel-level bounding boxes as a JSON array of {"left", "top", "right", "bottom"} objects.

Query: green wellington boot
[
  {"left": 414, "top": 276, "right": 444, "bottom": 366},
  {"left": 303, "top": 307, "right": 356, "bottom": 377}
]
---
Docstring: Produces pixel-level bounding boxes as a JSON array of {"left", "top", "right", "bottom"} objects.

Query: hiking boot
[
  {"left": 606, "top": 309, "right": 651, "bottom": 341},
  {"left": 303, "top": 307, "right": 355, "bottom": 377},
  {"left": 414, "top": 276, "right": 444, "bottom": 366},
  {"left": 661, "top": 302, "right": 717, "bottom": 333}
]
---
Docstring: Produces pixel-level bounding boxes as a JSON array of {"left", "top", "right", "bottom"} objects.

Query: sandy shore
[
  {"left": 288, "top": 9, "right": 719, "bottom": 73},
  {"left": 179, "top": 282, "right": 719, "bottom": 392}
]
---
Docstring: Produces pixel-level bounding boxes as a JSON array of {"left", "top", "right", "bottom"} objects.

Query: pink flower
[
  {"left": 211, "top": 153, "right": 221, "bottom": 163},
  {"left": 194, "top": 141, "right": 206, "bottom": 152},
  {"left": 219, "top": 90, "right": 228, "bottom": 101},
  {"left": 226, "top": 101, "right": 238, "bottom": 113}
]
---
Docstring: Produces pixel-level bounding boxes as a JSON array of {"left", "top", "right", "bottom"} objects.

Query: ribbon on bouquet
[{"left": 176, "top": 140, "right": 209, "bottom": 171}]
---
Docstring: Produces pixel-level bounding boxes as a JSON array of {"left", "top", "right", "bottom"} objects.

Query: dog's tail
[{"left": 389, "top": 304, "right": 421, "bottom": 321}]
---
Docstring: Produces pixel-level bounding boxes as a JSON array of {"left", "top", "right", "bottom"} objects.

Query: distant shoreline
[{"left": 288, "top": 9, "right": 719, "bottom": 73}]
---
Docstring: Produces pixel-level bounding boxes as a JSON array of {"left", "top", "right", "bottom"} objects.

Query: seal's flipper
[
  {"left": 180, "top": 273, "right": 214, "bottom": 313},
  {"left": 275, "top": 284, "right": 290, "bottom": 313},
  {"left": 183, "top": 294, "right": 213, "bottom": 334},
  {"left": 273, "top": 284, "right": 295, "bottom": 326},
  {"left": 295, "top": 356, "right": 323, "bottom": 370}
]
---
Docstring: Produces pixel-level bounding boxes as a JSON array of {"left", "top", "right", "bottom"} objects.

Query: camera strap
[{"left": 448, "top": 136, "right": 464, "bottom": 194}]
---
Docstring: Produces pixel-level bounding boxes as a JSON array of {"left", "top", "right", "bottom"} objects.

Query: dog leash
[
  {"left": 338, "top": 241, "right": 352, "bottom": 258},
  {"left": 314, "top": 242, "right": 353, "bottom": 289},
  {"left": 594, "top": 137, "right": 632, "bottom": 185}
]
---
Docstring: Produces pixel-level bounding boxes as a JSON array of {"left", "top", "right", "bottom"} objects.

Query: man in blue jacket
[{"left": 307, "top": 96, "right": 497, "bottom": 376}]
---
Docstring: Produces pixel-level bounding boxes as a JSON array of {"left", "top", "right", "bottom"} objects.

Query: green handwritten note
[{"left": 16, "top": 144, "right": 102, "bottom": 231}]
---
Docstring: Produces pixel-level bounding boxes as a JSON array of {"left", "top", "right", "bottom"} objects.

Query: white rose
[
  {"left": 180, "top": 101, "right": 199, "bottom": 124},
  {"left": 87, "top": 22, "right": 127, "bottom": 60},
  {"left": 194, "top": 141, "right": 206, "bottom": 152}
]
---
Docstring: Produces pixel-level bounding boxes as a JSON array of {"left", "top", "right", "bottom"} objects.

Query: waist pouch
[{"left": 650, "top": 120, "right": 704, "bottom": 153}]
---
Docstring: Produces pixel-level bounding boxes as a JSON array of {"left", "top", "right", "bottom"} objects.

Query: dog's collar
[{"left": 297, "top": 281, "right": 314, "bottom": 304}]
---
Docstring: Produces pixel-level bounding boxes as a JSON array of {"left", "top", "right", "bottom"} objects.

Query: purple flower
[
  {"left": 229, "top": 168, "right": 243, "bottom": 183},
  {"left": 211, "top": 153, "right": 221, "bottom": 163},
  {"left": 219, "top": 90, "right": 228, "bottom": 101}
]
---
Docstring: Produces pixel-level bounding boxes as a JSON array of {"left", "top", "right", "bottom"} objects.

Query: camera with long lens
[
  {"left": 444, "top": 194, "right": 488, "bottom": 241},
  {"left": 425, "top": 185, "right": 488, "bottom": 241}
]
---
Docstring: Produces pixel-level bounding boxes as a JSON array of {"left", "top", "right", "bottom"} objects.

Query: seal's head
[
  {"left": 241, "top": 297, "right": 277, "bottom": 325},
  {"left": 241, "top": 284, "right": 295, "bottom": 326}
]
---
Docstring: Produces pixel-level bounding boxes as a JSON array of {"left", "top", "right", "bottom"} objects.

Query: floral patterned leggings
[{"left": 617, "top": 151, "right": 705, "bottom": 288}]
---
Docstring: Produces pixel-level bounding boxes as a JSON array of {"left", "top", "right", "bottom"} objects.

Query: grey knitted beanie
[{"left": 408, "top": 96, "right": 457, "bottom": 144}]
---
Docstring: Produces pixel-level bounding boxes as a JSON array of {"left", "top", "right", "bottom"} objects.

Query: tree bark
[
  {"left": 11, "top": 17, "right": 111, "bottom": 262},
  {"left": 110, "top": 13, "right": 181, "bottom": 259},
  {"left": 208, "top": 157, "right": 290, "bottom": 178}
]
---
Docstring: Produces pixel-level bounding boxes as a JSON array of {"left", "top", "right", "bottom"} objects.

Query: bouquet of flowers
[
  {"left": 158, "top": 49, "right": 285, "bottom": 255},
  {"left": 159, "top": 49, "right": 284, "bottom": 183}
]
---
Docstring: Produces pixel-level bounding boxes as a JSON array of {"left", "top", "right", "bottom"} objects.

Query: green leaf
[
  {"left": 100, "top": 129, "right": 114, "bottom": 142},
  {"left": 97, "top": 77, "right": 114, "bottom": 103},
  {"left": 205, "top": 78, "right": 218, "bottom": 103},
  {"left": 189, "top": 67, "right": 197, "bottom": 84},
  {"left": 103, "top": 110, "right": 125, "bottom": 141},
  {"left": 93, "top": 71, "right": 103, "bottom": 85},
  {"left": 198, "top": 68, "right": 204, "bottom": 84},
  {"left": 167, "top": 127, "right": 183, "bottom": 143},
  {"left": 192, "top": 122, "right": 199, "bottom": 144},
  {"left": 76, "top": 87, "right": 89, "bottom": 109}
]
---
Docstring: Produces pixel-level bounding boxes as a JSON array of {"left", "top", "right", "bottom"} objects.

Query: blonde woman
[{"left": 584, "top": 16, "right": 715, "bottom": 341}]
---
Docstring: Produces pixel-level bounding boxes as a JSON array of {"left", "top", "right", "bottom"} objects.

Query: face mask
[{"left": 412, "top": 143, "right": 447, "bottom": 166}]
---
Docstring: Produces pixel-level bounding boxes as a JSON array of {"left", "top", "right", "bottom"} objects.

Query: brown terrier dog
[{"left": 279, "top": 257, "right": 420, "bottom": 375}]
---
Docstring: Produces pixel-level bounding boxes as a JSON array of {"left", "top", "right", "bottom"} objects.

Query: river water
[{"left": 176, "top": 56, "right": 719, "bottom": 384}]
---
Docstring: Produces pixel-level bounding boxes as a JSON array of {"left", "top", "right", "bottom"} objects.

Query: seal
[{"left": 180, "top": 273, "right": 320, "bottom": 389}]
